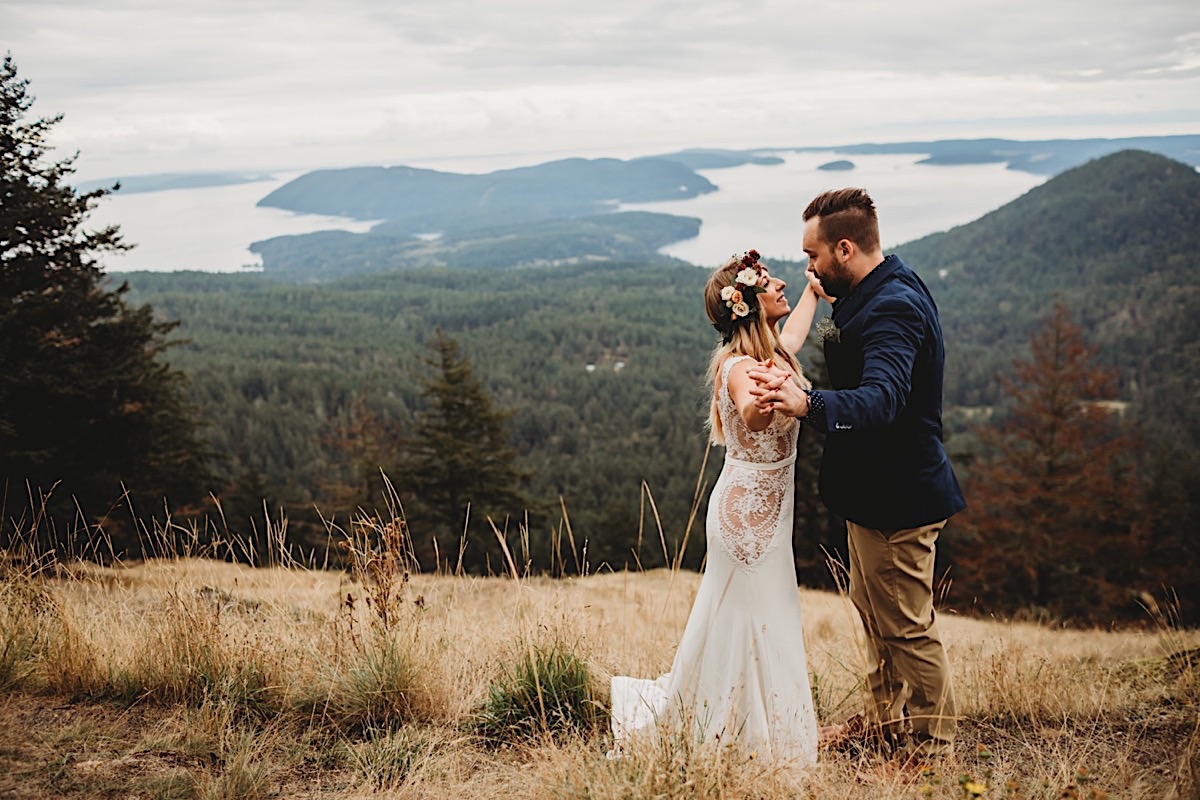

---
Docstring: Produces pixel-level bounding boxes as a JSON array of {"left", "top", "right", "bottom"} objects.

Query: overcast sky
[{"left": 3, "top": 0, "right": 1198, "bottom": 181}]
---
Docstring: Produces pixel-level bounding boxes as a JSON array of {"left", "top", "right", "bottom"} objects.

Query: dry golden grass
[{"left": 1, "top": 554, "right": 1198, "bottom": 799}]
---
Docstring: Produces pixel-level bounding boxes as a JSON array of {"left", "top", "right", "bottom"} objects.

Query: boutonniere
[{"left": 815, "top": 316, "right": 841, "bottom": 343}]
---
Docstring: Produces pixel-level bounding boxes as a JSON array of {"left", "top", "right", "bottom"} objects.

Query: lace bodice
[
  {"left": 717, "top": 356, "right": 799, "bottom": 465},
  {"left": 713, "top": 355, "right": 800, "bottom": 568}
]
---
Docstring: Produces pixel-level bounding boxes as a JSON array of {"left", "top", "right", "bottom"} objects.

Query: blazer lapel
[{"left": 831, "top": 255, "right": 904, "bottom": 326}]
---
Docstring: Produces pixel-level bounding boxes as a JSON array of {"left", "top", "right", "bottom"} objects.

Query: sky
[{"left": 3, "top": 0, "right": 1199, "bottom": 182}]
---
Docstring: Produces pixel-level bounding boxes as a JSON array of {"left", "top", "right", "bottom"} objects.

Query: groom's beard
[{"left": 818, "top": 255, "right": 855, "bottom": 299}]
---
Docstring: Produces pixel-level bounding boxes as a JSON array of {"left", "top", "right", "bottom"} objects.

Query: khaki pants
[{"left": 847, "top": 519, "right": 957, "bottom": 756}]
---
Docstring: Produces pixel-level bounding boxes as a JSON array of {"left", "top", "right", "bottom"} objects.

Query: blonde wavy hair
[{"left": 703, "top": 256, "right": 810, "bottom": 445}]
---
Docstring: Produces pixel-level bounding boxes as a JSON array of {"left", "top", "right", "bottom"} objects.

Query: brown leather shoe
[{"left": 820, "top": 712, "right": 876, "bottom": 752}]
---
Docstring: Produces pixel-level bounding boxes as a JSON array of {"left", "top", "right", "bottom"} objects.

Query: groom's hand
[{"left": 746, "top": 363, "right": 810, "bottom": 418}]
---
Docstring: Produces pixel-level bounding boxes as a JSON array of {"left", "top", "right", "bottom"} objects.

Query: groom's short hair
[{"left": 803, "top": 188, "right": 880, "bottom": 253}]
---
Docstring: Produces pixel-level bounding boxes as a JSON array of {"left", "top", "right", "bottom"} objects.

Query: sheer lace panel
[
  {"left": 715, "top": 462, "right": 792, "bottom": 565},
  {"left": 717, "top": 356, "right": 797, "bottom": 465},
  {"left": 715, "top": 356, "right": 799, "bottom": 567}
]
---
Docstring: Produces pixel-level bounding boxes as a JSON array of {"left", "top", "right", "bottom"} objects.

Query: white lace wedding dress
[{"left": 610, "top": 355, "right": 820, "bottom": 766}]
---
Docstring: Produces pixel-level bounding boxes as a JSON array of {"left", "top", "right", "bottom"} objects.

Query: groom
[{"left": 750, "top": 187, "right": 965, "bottom": 760}]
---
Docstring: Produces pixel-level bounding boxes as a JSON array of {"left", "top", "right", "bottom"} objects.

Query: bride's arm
[
  {"left": 778, "top": 280, "right": 821, "bottom": 355},
  {"left": 727, "top": 359, "right": 775, "bottom": 432}
]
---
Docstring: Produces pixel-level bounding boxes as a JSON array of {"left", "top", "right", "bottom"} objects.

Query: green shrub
[{"left": 476, "top": 636, "right": 603, "bottom": 746}]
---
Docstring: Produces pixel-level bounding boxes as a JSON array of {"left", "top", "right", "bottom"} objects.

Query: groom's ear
[{"left": 836, "top": 238, "right": 855, "bottom": 261}]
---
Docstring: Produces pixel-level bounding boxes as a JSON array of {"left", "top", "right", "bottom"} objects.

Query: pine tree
[
  {"left": 322, "top": 393, "right": 404, "bottom": 512},
  {"left": 0, "top": 53, "right": 212, "bottom": 551},
  {"left": 953, "top": 302, "right": 1146, "bottom": 623},
  {"left": 395, "top": 330, "right": 529, "bottom": 571}
]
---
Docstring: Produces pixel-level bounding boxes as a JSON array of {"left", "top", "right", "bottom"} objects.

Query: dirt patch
[
  {"left": 0, "top": 694, "right": 349, "bottom": 799},
  {"left": 0, "top": 694, "right": 174, "bottom": 798}
]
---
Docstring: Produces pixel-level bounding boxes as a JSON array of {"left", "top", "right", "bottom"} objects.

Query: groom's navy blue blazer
[{"left": 807, "top": 254, "right": 965, "bottom": 531}]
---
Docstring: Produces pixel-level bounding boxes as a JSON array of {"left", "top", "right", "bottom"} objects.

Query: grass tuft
[
  {"left": 302, "top": 631, "right": 435, "bottom": 733},
  {"left": 135, "top": 770, "right": 198, "bottom": 800},
  {"left": 343, "top": 726, "right": 434, "bottom": 789},
  {"left": 0, "top": 580, "right": 50, "bottom": 692},
  {"left": 476, "top": 634, "right": 604, "bottom": 747},
  {"left": 114, "top": 592, "right": 277, "bottom": 720},
  {"left": 198, "top": 727, "right": 275, "bottom": 800}
]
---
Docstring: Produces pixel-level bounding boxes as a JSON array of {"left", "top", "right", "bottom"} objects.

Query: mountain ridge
[{"left": 892, "top": 149, "right": 1200, "bottom": 488}]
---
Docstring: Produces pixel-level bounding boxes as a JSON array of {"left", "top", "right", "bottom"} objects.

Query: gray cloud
[{"left": 2, "top": 0, "right": 1197, "bottom": 179}]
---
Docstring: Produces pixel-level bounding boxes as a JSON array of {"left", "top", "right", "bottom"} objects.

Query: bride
[{"left": 610, "top": 250, "right": 828, "bottom": 765}]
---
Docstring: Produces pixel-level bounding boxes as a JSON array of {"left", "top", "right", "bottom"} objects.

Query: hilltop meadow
[
  {"left": 6, "top": 42, "right": 1200, "bottom": 797},
  {"left": 1, "top": 516, "right": 1198, "bottom": 799}
]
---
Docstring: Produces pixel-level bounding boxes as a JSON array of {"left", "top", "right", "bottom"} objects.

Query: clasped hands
[
  {"left": 743, "top": 268, "right": 826, "bottom": 419},
  {"left": 746, "top": 361, "right": 809, "bottom": 419}
]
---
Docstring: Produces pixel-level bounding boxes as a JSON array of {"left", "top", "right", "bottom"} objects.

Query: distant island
[
  {"left": 648, "top": 149, "right": 786, "bottom": 170},
  {"left": 790, "top": 134, "right": 1200, "bottom": 175},
  {"left": 246, "top": 157, "right": 717, "bottom": 279},
  {"left": 256, "top": 157, "right": 716, "bottom": 230},
  {"left": 817, "top": 160, "right": 855, "bottom": 171},
  {"left": 249, "top": 210, "right": 699, "bottom": 281}
]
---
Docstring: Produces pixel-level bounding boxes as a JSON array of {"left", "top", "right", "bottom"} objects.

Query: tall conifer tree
[
  {"left": 395, "top": 330, "right": 528, "bottom": 571},
  {"left": 953, "top": 303, "right": 1145, "bottom": 623},
  {"left": 0, "top": 53, "right": 211, "bottom": 550}
]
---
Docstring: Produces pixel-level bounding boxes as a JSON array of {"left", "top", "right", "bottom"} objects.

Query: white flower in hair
[
  {"left": 731, "top": 301, "right": 751, "bottom": 318},
  {"left": 720, "top": 285, "right": 736, "bottom": 301},
  {"left": 735, "top": 268, "right": 759, "bottom": 286}
]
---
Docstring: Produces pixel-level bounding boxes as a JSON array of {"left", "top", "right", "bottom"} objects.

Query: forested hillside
[
  {"left": 110, "top": 149, "right": 1200, "bottom": 621},
  {"left": 250, "top": 211, "right": 698, "bottom": 282},
  {"left": 120, "top": 262, "right": 793, "bottom": 575},
  {"left": 894, "top": 150, "right": 1200, "bottom": 467}
]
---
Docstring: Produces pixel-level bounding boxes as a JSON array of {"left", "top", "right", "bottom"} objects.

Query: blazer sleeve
[{"left": 812, "top": 294, "right": 926, "bottom": 433}]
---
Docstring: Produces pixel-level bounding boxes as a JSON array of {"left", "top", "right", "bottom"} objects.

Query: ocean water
[
  {"left": 87, "top": 172, "right": 378, "bottom": 273},
  {"left": 89, "top": 151, "right": 1046, "bottom": 273},
  {"left": 621, "top": 151, "right": 1046, "bottom": 266}
]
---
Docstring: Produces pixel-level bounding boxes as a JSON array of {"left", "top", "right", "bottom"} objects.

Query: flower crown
[{"left": 713, "top": 250, "right": 768, "bottom": 342}]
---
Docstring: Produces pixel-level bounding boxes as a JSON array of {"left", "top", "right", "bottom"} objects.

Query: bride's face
[{"left": 758, "top": 268, "right": 790, "bottom": 325}]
